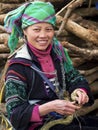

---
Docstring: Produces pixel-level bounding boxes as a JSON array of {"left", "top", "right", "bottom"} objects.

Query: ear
[{"left": 23, "top": 29, "right": 27, "bottom": 36}]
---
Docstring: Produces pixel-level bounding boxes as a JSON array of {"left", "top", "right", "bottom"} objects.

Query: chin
[{"left": 38, "top": 46, "right": 48, "bottom": 51}]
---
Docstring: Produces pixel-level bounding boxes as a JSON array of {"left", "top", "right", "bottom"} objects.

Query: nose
[{"left": 39, "top": 30, "right": 47, "bottom": 37}]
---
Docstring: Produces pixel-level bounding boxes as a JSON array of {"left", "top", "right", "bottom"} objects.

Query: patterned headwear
[{"left": 4, "top": 1, "right": 56, "bottom": 53}]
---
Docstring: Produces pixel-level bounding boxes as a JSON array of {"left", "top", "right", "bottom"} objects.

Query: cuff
[
  {"left": 79, "top": 88, "right": 87, "bottom": 94},
  {"left": 30, "top": 105, "right": 43, "bottom": 122}
]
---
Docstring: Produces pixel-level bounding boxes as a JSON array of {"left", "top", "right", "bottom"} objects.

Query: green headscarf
[
  {"left": 4, "top": 1, "right": 73, "bottom": 72},
  {"left": 4, "top": 1, "right": 56, "bottom": 53}
]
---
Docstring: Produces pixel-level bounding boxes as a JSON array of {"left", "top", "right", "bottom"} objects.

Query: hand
[
  {"left": 71, "top": 89, "right": 89, "bottom": 105},
  {"left": 51, "top": 99, "right": 80, "bottom": 115},
  {"left": 39, "top": 99, "right": 80, "bottom": 116}
]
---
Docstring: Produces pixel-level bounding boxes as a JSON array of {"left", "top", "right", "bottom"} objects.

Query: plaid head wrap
[
  {"left": 4, "top": 1, "right": 56, "bottom": 53},
  {"left": 4, "top": 1, "right": 73, "bottom": 73}
]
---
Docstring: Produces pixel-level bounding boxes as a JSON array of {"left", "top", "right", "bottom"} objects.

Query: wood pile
[{"left": 0, "top": 0, "right": 98, "bottom": 116}]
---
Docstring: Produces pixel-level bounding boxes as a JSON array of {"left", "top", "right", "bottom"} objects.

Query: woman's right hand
[{"left": 39, "top": 99, "right": 80, "bottom": 116}]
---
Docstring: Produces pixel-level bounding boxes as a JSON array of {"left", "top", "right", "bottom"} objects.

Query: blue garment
[
  {"left": 95, "top": 2, "right": 98, "bottom": 9},
  {"left": 49, "top": 112, "right": 63, "bottom": 119}
]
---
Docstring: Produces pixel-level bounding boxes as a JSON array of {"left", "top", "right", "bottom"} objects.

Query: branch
[
  {"left": 86, "top": 71, "right": 98, "bottom": 84},
  {"left": 0, "top": 53, "right": 9, "bottom": 59},
  {"left": 0, "top": 25, "right": 7, "bottom": 33},
  {"left": 56, "top": 15, "right": 98, "bottom": 46},
  {"left": 71, "top": 57, "right": 86, "bottom": 67},
  {"left": 61, "top": 41, "right": 98, "bottom": 60},
  {"left": 0, "top": 33, "right": 9, "bottom": 44},
  {"left": 77, "top": 99, "right": 98, "bottom": 116},
  {"left": 56, "top": 0, "right": 85, "bottom": 36},
  {"left": 90, "top": 81, "right": 98, "bottom": 95},
  {"left": 0, "top": 14, "right": 6, "bottom": 25},
  {"left": 0, "top": 3, "right": 21, "bottom": 14},
  {"left": 79, "top": 66, "right": 98, "bottom": 76},
  {"left": 0, "top": 0, "right": 25, "bottom": 3},
  {"left": 74, "top": 7, "right": 98, "bottom": 17},
  {"left": 0, "top": 44, "right": 9, "bottom": 52}
]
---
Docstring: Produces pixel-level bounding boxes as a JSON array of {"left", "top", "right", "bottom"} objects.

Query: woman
[{"left": 4, "top": 1, "right": 96, "bottom": 130}]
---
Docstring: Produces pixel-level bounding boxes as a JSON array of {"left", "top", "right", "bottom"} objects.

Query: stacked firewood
[
  {"left": 55, "top": 0, "right": 98, "bottom": 116},
  {"left": 0, "top": 0, "right": 98, "bottom": 115}
]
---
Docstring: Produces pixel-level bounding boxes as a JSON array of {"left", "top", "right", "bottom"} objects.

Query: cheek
[
  {"left": 27, "top": 33, "right": 36, "bottom": 40},
  {"left": 49, "top": 32, "right": 54, "bottom": 38}
]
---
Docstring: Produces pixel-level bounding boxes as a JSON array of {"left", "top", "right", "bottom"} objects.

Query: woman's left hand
[{"left": 71, "top": 89, "right": 89, "bottom": 105}]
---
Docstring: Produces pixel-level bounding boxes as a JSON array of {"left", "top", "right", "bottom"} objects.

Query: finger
[
  {"left": 73, "top": 91, "right": 82, "bottom": 104},
  {"left": 77, "top": 92, "right": 89, "bottom": 105}
]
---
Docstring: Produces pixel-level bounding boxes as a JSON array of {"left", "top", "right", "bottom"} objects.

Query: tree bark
[
  {"left": 71, "top": 57, "right": 86, "bottom": 67},
  {"left": 0, "top": 0, "right": 27, "bottom": 3},
  {"left": 86, "top": 71, "right": 98, "bottom": 84},
  {"left": 0, "top": 14, "right": 6, "bottom": 25},
  {"left": 64, "top": 20, "right": 98, "bottom": 46},
  {"left": 74, "top": 7, "right": 98, "bottom": 17},
  {"left": 0, "top": 25, "right": 7, "bottom": 33},
  {"left": 0, "top": 3, "right": 21, "bottom": 14},
  {"left": 79, "top": 66, "right": 98, "bottom": 76},
  {"left": 77, "top": 99, "right": 98, "bottom": 116},
  {"left": 61, "top": 41, "right": 98, "bottom": 60},
  {"left": 0, "top": 44, "right": 9, "bottom": 52},
  {"left": 0, "top": 53, "right": 9, "bottom": 59},
  {"left": 56, "top": 0, "right": 84, "bottom": 36},
  {"left": 0, "top": 0, "right": 64, "bottom": 4},
  {"left": 0, "top": 103, "right": 6, "bottom": 113},
  {"left": 90, "top": 81, "right": 98, "bottom": 95},
  {"left": 0, "top": 33, "right": 9, "bottom": 44},
  {"left": 56, "top": 15, "right": 98, "bottom": 46}
]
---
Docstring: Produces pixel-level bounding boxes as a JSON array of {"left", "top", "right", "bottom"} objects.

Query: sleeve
[
  {"left": 63, "top": 48, "right": 94, "bottom": 106},
  {"left": 5, "top": 63, "right": 42, "bottom": 130},
  {"left": 65, "top": 65, "right": 94, "bottom": 106},
  {"left": 30, "top": 105, "right": 43, "bottom": 122}
]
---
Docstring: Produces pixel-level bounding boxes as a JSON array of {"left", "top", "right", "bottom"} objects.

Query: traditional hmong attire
[
  {"left": 4, "top": 1, "right": 96, "bottom": 130},
  {"left": 5, "top": 43, "right": 94, "bottom": 130}
]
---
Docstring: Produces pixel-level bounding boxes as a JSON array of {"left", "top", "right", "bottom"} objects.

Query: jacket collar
[{"left": 9, "top": 44, "right": 59, "bottom": 66}]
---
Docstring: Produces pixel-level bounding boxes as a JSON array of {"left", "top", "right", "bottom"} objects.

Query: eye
[
  {"left": 46, "top": 28, "right": 54, "bottom": 32},
  {"left": 32, "top": 28, "right": 41, "bottom": 32}
]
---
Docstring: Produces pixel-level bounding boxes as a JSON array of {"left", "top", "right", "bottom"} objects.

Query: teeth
[{"left": 38, "top": 41, "right": 47, "bottom": 44}]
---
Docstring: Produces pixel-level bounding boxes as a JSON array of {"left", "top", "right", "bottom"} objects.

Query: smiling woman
[
  {"left": 3, "top": 1, "right": 98, "bottom": 130},
  {"left": 23, "top": 23, "right": 55, "bottom": 51}
]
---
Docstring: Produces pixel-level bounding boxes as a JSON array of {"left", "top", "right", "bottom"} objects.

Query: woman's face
[{"left": 23, "top": 22, "right": 55, "bottom": 50}]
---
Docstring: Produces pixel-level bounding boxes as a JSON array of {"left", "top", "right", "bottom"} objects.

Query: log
[
  {"left": 0, "top": 3, "right": 21, "bottom": 14},
  {"left": 71, "top": 57, "right": 86, "bottom": 67},
  {"left": 90, "top": 81, "right": 98, "bottom": 95},
  {"left": 0, "top": 103, "right": 6, "bottom": 114},
  {"left": 56, "top": 15, "right": 98, "bottom": 46},
  {"left": 0, "top": 14, "right": 6, "bottom": 25},
  {"left": 86, "top": 71, "right": 98, "bottom": 84},
  {"left": 0, "top": 44, "right": 9, "bottom": 52},
  {"left": 0, "top": 25, "right": 7, "bottom": 33},
  {"left": 56, "top": 0, "right": 84, "bottom": 36},
  {"left": 0, "top": 53, "right": 9, "bottom": 59},
  {"left": 0, "top": 60, "right": 9, "bottom": 92},
  {"left": 0, "top": 0, "right": 27, "bottom": 3},
  {"left": 0, "top": 0, "right": 64, "bottom": 4},
  {"left": 61, "top": 41, "right": 98, "bottom": 60},
  {"left": 79, "top": 66, "right": 98, "bottom": 76},
  {"left": 64, "top": 19, "right": 98, "bottom": 46},
  {"left": 0, "top": 33, "right": 9, "bottom": 44},
  {"left": 77, "top": 99, "right": 98, "bottom": 116},
  {"left": 70, "top": 13, "right": 98, "bottom": 31},
  {"left": 74, "top": 7, "right": 98, "bottom": 17}
]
